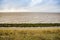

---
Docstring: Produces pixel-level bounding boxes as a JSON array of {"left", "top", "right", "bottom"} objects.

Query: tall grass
[{"left": 0, "top": 27, "right": 60, "bottom": 40}]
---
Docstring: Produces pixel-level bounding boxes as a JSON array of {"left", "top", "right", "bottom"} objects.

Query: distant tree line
[{"left": 0, "top": 23, "right": 60, "bottom": 27}]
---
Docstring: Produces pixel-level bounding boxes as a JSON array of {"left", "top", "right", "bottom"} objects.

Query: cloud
[
  {"left": 29, "top": 0, "right": 43, "bottom": 7},
  {"left": 0, "top": 0, "right": 60, "bottom": 12}
]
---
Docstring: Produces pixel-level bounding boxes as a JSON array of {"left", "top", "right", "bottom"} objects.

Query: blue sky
[{"left": 0, "top": 0, "right": 60, "bottom": 12}]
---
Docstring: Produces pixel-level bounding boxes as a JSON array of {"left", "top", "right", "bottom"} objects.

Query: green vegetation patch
[{"left": 0, "top": 23, "right": 60, "bottom": 27}]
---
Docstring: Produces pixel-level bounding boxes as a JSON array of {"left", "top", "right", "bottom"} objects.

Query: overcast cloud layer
[{"left": 0, "top": 0, "right": 60, "bottom": 12}]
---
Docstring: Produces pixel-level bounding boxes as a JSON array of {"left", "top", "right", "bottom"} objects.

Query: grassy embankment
[
  {"left": 0, "top": 23, "right": 60, "bottom": 27},
  {"left": 0, "top": 27, "right": 60, "bottom": 40}
]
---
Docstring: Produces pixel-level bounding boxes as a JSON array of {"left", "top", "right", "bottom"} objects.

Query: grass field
[{"left": 0, "top": 27, "right": 60, "bottom": 40}]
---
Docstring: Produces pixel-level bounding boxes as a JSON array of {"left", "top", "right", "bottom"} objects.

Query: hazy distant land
[{"left": 0, "top": 12, "right": 60, "bottom": 23}]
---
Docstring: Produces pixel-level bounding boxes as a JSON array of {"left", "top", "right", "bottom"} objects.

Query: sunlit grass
[{"left": 0, "top": 27, "right": 60, "bottom": 40}]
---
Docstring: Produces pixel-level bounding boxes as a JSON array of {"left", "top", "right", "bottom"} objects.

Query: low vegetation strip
[
  {"left": 0, "top": 23, "right": 60, "bottom": 27},
  {"left": 0, "top": 27, "right": 60, "bottom": 40}
]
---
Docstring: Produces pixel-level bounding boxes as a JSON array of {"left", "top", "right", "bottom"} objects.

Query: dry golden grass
[{"left": 0, "top": 27, "right": 60, "bottom": 40}]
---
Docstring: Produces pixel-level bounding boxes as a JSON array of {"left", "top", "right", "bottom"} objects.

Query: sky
[{"left": 0, "top": 0, "right": 60, "bottom": 12}]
